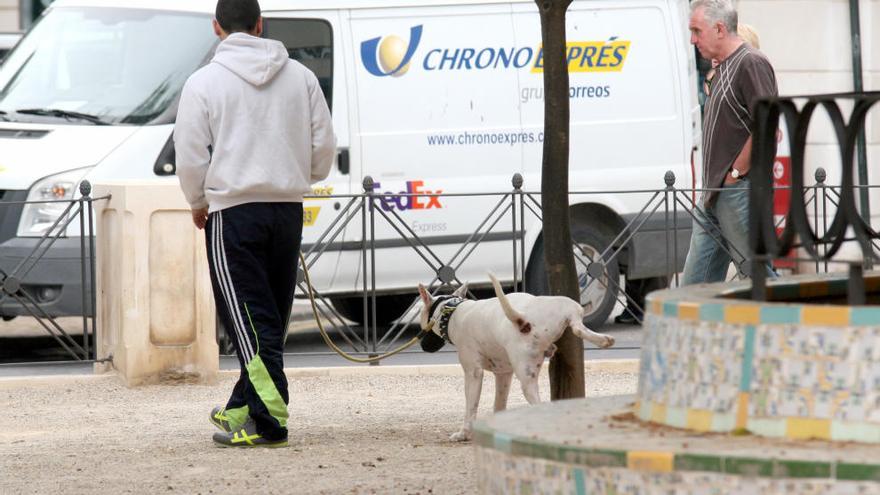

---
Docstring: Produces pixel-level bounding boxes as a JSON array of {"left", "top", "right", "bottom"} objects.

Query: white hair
[{"left": 690, "top": 0, "right": 738, "bottom": 34}]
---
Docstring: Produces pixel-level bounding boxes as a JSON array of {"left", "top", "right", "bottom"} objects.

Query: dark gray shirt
[{"left": 701, "top": 43, "right": 778, "bottom": 206}]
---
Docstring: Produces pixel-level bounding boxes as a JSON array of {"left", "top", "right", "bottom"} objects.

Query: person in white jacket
[{"left": 174, "top": 0, "right": 336, "bottom": 448}]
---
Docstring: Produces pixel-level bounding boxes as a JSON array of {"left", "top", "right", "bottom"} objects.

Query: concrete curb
[
  {"left": 0, "top": 373, "right": 117, "bottom": 389},
  {"left": 0, "top": 359, "right": 638, "bottom": 385},
  {"left": 274, "top": 359, "right": 639, "bottom": 378}
]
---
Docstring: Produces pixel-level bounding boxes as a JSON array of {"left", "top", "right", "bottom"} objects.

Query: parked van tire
[
  {"left": 216, "top": 318, "right": 234, "bottom": 355},
  {"left": 526, "top": 227, "right": 619, "bottom": 329},
  {"left": 330, "top": 294, "right": 413, "bottom": 326}
]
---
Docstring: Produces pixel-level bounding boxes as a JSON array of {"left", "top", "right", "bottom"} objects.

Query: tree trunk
[{"left": 535, "top": 0, "right": 584, "bottom": 400}]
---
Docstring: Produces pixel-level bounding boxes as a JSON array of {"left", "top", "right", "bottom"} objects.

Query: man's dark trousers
[{"left": 205, "top": 202, "right": 303, "bottom": 441}]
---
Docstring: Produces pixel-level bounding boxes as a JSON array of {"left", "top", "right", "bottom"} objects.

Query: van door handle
[{"left": 337, "top": 148, "right": 350, "bottom": 175}]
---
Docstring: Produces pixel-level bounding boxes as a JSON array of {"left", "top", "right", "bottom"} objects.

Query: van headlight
[{"left": 17, "top": 168, "right": 92, "bottom": 237}]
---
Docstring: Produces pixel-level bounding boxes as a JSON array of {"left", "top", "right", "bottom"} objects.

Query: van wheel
[
  {"left": 526, "top": 228, "right": 620, "bottom": 328},
  {"left": 330, "top": 294, "right": 413, "bottom": 326},
  {"left": 216, "top": 317, "right": 235, "bottom": 355}
]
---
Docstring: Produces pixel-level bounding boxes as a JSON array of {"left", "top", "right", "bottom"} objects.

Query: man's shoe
[
  {"left": 213, "top": 419, "right": 288, "bottom": 448},
  {"left": 209, "top": 406, "right": 235, "bottom": 433},
  {"left": 614, "top": 311, "right": 642, "bottom": 325}
]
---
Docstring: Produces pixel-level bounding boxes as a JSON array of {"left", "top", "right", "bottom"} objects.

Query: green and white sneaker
[
  {"left": 212, "top": 419, "right": 288, "bottom": 448},
  {"left": 209, "top": 406, "right": 234, "bottom": 433}
]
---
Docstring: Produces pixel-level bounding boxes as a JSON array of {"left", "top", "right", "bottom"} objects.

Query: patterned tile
[
  {"left": 640, "top": 300, "right": 880, "bottom": 443},
  {"left": 476, "top": 448, "right": 880, "bottom": 494}
]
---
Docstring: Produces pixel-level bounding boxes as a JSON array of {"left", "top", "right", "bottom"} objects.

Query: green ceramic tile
[
  {"left": 772, "top": 460, "right": 831, "bottom": 479},
  {"left": 558, "top": 446, "right": 590, "bottom": 465},
  {"left": 851, "top": 307, "right": 880, "bottom": 326},
  {"left": 559, "top": 446, "right": 627, "bottom": 468},
  {"left": 573, "top": 467, "right": 587, "bottom": 495},
  {"left": 583, "top": 449, "right": 627, "bottom": 468},
  {"left": 675, "top": 454, "right": 723, "bottom": 473},
  {"left": 724, "top": 457, "right": 773, "bottom": 477},
  {"left": 511, "top": 439, "right": 561, "bottom": 462},
  {"left": 837, "top": 463, "right": 880, "bottom": 481},
  {"left": 740, "top": 326, "right": 756, "bottom": 392},
  {"left": 473, "top": 427, "right": 493, "bottom": 448},
  {"left": 699, "top": 303, "right": 725, "bottom": 322},
  {"left": 759, "top": 306, "right": 800, "bottom": 324},
  {"left": 493, "top": 432, "right": 512, "bottom": 454}
]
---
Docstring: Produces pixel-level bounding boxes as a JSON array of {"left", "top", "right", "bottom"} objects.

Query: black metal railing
[
  {"left": 280, "top": 169, "right": 860, "bottom": 361},
  {"left": 1, "top": 159, "right": 868, "bottom": 364},
  {"left": 750, "top": 92, "right": 880, "bottom": 303},
  {"left": 0, "top": 181, "right": 103, "bottom": 363}
]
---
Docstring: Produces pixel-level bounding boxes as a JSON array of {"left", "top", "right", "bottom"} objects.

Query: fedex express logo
[
  {"left": 360, "top": 25, "right": 631, "bottom": 77},
  {"left": 374, "top": 180, "right": 443, "bottom": 212}
]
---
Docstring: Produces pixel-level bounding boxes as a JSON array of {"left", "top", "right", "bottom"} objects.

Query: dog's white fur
[{"left": 418, "top": 274, "right": 615, "bottom": 442}]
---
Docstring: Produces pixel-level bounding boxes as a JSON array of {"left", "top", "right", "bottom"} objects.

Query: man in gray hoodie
[{"left": 174, "top": 0, "right": 336, "bottom": 448}]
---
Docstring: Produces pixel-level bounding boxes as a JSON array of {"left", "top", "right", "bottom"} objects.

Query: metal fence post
[
  {"left": 79, "top": 181, "right": 91, "bottom": 360},
  {"left": 815, "top": 168, "right": 828, "bottom": 273},
  {"left": 512, "top": 173, "right": 523, "bottom": 292},
  {"left": 663, "top": 171, "right": 675, "bottom": 286},
  {"left": 849, "top": 262, "right": 866, "bottom": 305},
  {"left": 363, "top": 176, "right": 380, "bottom": 364}
]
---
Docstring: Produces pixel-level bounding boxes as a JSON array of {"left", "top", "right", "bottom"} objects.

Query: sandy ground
[{"left": 0, "top": 363, "right": 637, "bottom": 495}]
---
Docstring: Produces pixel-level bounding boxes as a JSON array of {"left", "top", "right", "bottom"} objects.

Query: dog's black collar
[
  {"left": 429, "top": 296, "right": 465, "bottom": 344},
  {"left": 428, "top": 295, "right": 456, "bottom": 318}
]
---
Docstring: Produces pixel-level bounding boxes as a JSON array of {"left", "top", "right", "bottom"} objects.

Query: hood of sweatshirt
[{"left": 211, "top": 33, "right": 289, "bottom": 87}]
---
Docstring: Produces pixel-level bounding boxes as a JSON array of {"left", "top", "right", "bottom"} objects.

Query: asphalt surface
[{"left": 0, "top": 302, "right": 642, "bottom": 376}]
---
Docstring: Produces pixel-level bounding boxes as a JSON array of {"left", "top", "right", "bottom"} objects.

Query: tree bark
[{"left": 535, "top": 0, "right": 584, "bottom": 399}]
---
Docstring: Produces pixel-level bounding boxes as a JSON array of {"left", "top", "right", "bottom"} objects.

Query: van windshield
[{"left": 0, "top": 8, "right": 216, "bottom": 125}]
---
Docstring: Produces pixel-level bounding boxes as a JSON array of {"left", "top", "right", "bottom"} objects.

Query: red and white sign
[{"left": 772, "top": 122, "right": 794, "bottom": 269}]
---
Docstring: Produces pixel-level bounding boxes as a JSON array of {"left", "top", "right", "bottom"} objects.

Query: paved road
[{"left": 0, "top": 301, "right": 643, "bottom": 376}]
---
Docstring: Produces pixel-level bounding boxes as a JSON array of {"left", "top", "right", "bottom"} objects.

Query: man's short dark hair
[{"left": 215, "top": 0, "right": 261, "bottom": 34}]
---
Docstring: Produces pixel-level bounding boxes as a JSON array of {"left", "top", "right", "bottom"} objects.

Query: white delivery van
[{"left": 0, "top": 0, "right": 699, "bottom": 327}]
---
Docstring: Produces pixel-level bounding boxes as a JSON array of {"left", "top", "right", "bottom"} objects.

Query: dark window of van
[{"left": 263, "top": 19, "right": 333, "bottom": 111}]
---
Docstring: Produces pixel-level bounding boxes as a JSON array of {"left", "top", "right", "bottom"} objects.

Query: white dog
[{"left": 418, "top": 274, "right": 615, "bottom": 441}]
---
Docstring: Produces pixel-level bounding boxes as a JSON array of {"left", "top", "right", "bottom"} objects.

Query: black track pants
[{"left": 205, "top": 202, "right": 303, "bottom": 441}]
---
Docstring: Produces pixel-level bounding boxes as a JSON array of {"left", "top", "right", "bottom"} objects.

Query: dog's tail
[{"left": 488, "top": 273, "right": 532, "bottom": 334}]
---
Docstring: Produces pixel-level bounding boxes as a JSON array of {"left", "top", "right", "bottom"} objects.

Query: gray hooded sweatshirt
[{"left": 175, "top": 33, "right": 336, "bottom": 212}]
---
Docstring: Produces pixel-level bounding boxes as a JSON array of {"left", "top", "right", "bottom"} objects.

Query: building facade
[{"left": 0, "top": 0, "right": 18, "bottom": 32}]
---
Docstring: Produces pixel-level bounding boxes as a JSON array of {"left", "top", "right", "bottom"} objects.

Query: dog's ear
[
  {"left": 453, "top": 282, "right": 469, "bottom": 299},
  {"left": 418, "top": 284, "right": 432, "bottom": 305}
]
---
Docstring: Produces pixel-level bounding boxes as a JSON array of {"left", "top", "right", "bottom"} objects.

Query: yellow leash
[{"left": 299, "top": 252, "right": 433, "bottom": 363}]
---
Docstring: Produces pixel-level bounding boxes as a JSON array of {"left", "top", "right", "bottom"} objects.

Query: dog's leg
[
  {"left": 570, "top": 318, "right": 615, "bottom": 348},
  {"left": 451, "top": 366, "right": 483, "bottom": 442},
  {"left": 493, "top": 372, "right": 513, "bottom": 412},
  {"left": 513, "top": 362, "right": 542, "bottom": 405}
]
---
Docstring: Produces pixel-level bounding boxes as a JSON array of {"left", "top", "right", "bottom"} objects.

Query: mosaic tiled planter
[
  {"left": 474, "top": 395, "right": 880, "bottom": 494},
  {"left": 474, "top": 273, "right": 880, "bottom": 494},
  {"left": 638, "top": 272, "right": 880, "bottom": 443}
]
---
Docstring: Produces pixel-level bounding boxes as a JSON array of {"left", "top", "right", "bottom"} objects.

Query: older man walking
[{"left": 682, "top": 0, "right": 778, "bottom": 285}]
